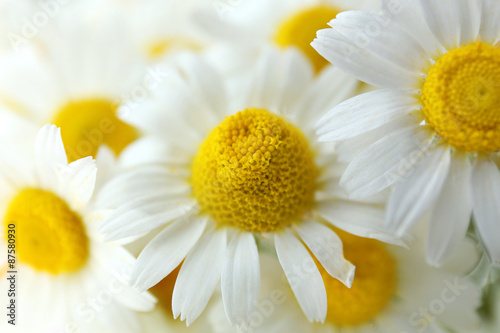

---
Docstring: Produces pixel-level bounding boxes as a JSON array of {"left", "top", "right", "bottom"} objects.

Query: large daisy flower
[
  {"left": 210, "top": 226, "right": 481, "bottom": 333},
  {"left": 98, "top": 47, "right": 403, "bottom": 327},
  {"left": 313, "top": 0, "right": 500, "bottom": 267},
  {"left": 196, "top": 0, "right": 379, "bottom": 74},
  {"left": 0, "top": 118, "right": 155, "bottom": 332},
  {"left": 0, "top": 1, "right": 147, "bottom": 163}
]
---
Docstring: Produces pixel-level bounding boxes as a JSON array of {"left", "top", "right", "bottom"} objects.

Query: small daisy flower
[
  {"left": 209, "top": 228, "right": 481, "bottom": 333},
  {"left": 313, "top": 0, "right": 500, "bottom": 266},
  {"left": 98, "top": 47, "right": 404, "bottom": 327},
  {"left": 0, "top": 2, "right": 147, "bottom": 163},
  {"left": 0, "top": 119, "right": 155, "bottom": 332},
  {"left": 196, "top": 0, "right": 379, "bottom": 74}
]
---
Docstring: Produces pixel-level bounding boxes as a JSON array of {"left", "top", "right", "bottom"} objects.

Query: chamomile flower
[
  {"left": 209, "top": 227, "right": 481, "bottom": 333},
  {"left": 196, "top": 0, "right": 379, "bottom": 73},
  {"left": 313, "top": 0, "right": 500, "bottom": 267},
  {"left": 0, "top": 2, "right": 147, "bottom": 163},
  {"left": 98, "top": 47, "right": 404, "bottom": 328},
  {"left": 0, "top": 119, "right": 155, "bottom": 332}
]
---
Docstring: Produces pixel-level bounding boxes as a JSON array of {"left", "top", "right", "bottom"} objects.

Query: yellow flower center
[
  {"left": 191, "top": 108, "right": 317, "bottom": 232},
  {"left": 421, "top": 42, "right": 500, "bottom": 153},
  {"left": 275, "top": 5, "right": 340, "bottom": 73},
  {"left": 3, "top": 188, "right": 89, "bottom": 274},
  {"left": 148, "top": 38, "right": 203, "bottom": 59},
  {"left": 52, "top": 99, "right": 138, "bottom": 162},
  {"left": 319, "top": 230, "right": 397, "bottom": 327}
]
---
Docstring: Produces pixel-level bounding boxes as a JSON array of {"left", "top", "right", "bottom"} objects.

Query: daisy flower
[
  {"left": 0, "top": 118, "right": 155, "bottom": 332},
  {"left": 0, "top": 1, "right": 147, "bottom": 163},
  {"left": 209, "top": 227, "right": 481, "bottom": 333},
  {"left": 313, "top": 0, "right": 500, "bottom": 267},
  {"left": 196, "top": 0, "right": 379, "bottom": 74},
  {"left": 98, "top": 47, "right": 404, "bottom": 327}
]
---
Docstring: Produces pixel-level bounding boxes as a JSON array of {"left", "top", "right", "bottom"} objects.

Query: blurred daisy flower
[
  {"left": 98, "top": 47, "right": 403, "bottom": 327},
  {"left": 0, "top": 2, "right": 147, "bottom": 163},
  {"left": 0, "top": 119, "right": 155, "bottom": 332},
  {"left": 196, "top": 0, "right": 379, "bottom": 73},
  {"left": 313, "top": 0, "right": 500, "bottom": 266},
  {"left": 210, "top": 227, "right": 481, "bottom": 333}
]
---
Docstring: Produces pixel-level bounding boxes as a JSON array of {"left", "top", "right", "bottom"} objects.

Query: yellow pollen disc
[
  {"left": 191, "top": 108, "right": 317, "bottom": 232},
  {"left": 3, "top": 188, "right": 89, "bottom": 274},
  {"left": 275, "top": 5, "right": 340, "bottom": 73},
  {"left": 319, "top": 230, "right": 397, "bottom": 326},
  {"left": 421, "top": 42, "right": 500, "bottom": 153},
  {"left": 52, "top": 99, "right": 138, "bottom": 162}
]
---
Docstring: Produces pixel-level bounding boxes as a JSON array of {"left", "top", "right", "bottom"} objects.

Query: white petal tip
[{"left": 344, "top": 265, "right": 356, "bottom": 288}]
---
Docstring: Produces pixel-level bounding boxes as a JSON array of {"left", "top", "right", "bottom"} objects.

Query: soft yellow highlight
[
  {"left": 192, "top": 108, "right": 317, "bottom": 232},
  {"left": 3, "top": 188, "right": 89, "bottom": 274},
  {"left": 319, "top": 230, "right": 397, "bottom": 326},
  {"left": 52, "top": 99, "right": 137, "bottom": 162},
  {"left": 148, "top": 38, "right": 203, "bottom": 59},
  {"left": 422, "top": 42, "right": 500, "bottom": 153},
  {"left": 275, "top": 5, "right": 339, "bottom": 73}
]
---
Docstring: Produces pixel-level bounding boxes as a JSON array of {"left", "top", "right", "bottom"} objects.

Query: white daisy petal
[
  {"left": 59, "top": 156, "right": 97, "bottom": 209},
  {"left": 340, "top": 126, "right": 432, "bottom": 198},
  {"left": 471, "top": 157, "right": 500, "bottom": 265},
  {"left": 94, "top": 145, "right": 116, "bottom": 192},
  {"left": 316, "top": 89, "right": 419, "bottom": 142},
  {"left": 172, "top": 228, "right": 227, "bottom": 326},
  {"left": 97, "top": 165, "right": 189, "bottom": 209},
  {"left": 387, "top": 144, "right": 451, "bottom": 236},
  {"left": 131, "top": 215, "right": 208, "bottom": 291},
  {"left": 312, "top": 12, "right": 425, "bottom": 89},
  {"left": 418, "top": 0, "right": 480, "bottom": 48},
  {"left": 336, "top": 113, "right": 421, "bottom": 163},
  {"left": 317, "top": 200, "right": 406, "bottom": 247},
  {"left": 118, "top": 136, "right": 191, "bottom": 169},
  {"left": 294, "top": 220, "right": 355, "bottom": 288},
  {"left": 34, "top": 124, "right": 68, "bottom": 189},
  {"left": 175, "top": 53, "right": 228, "bottom": 126},
  {"left": 221, "top": 232, "right": 260, "bottom": 327},
  {"left": 479, "top": 0, "right": 500, "bottom": 44},
  {"left": 100, "top": 196, "right": 197, "bottom": 241},
  {"left": 380, "top": 0, "right": 445, "bottom": 54},
  {"left": 427, "top": 152, "right": 472, "bottom": 267},
  {"left": 275, "top": 231, "right": 326, "bottom": 323}
]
